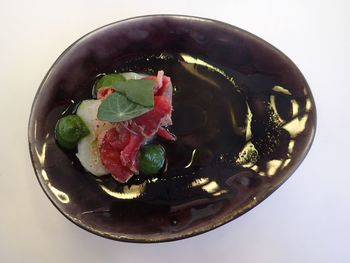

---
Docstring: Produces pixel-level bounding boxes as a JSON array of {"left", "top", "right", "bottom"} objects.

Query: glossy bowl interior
[{"left": 28, "top": 15, "right": 316, "bottom": 242}]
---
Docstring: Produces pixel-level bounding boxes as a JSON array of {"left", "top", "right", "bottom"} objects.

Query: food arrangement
[{"left": 55, "top": 71, "right": 175, "bottom": 183}]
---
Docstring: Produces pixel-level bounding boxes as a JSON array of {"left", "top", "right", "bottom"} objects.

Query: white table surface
[{"left": 1, "top": 0, "right": 349, "bottom": 262}]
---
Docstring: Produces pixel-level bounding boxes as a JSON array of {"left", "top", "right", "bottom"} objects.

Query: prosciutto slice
[
  {"left": 99, "top": 127, "right": 133, "bottom": 183},
  {"left": 98, "top": 71, "right": 174, "bottom": 183}
]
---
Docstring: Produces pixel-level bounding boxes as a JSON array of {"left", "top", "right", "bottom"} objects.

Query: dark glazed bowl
[{"left": 28, "top": 15, "right": 316, "bottom": 242}]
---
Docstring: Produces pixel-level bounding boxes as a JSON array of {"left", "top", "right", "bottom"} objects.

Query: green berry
[
  {"left": 139, "top": 144, "right": 165, "bottom": 175},
  {"left": 55, "top": 115, "right": 90, "bottom": 149}
]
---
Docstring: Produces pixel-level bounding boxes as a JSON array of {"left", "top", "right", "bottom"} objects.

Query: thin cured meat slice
[
  {"left": 98, "top": 71, "right": 175, "bottom": 183},
  {"left": 157, "top": 126, "right": 176, "bottom": 141},
  {"left": 143, "top": 70, "right": 164, "bottom": 94},
  {"left": 99, "top": 127, "right": 133, "bottom": 183},
  {"left": 143, "top": 71, "right": 172, "bottom": 103},
  {"left": 130, "top": 96, "right": 172, "bottom": 137},
  {"left": 156, "top": 75, "right": 172, "bottom": 103},
  {"left": 99, "top": 125, "right": 144, "bottom": 180},
  {"left": 155, "top": 74, "right": 173, "bottom": 128},
  {"left": 109, "top": 125, "right": 131, "bottom": 150},
  {"left": 120, "top": 133, "right": 144, "bottom": 174},
  {"left": 97, "top": 87, "right": 115, "bottom": 100}
]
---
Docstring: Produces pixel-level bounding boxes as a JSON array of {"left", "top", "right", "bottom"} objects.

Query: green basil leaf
[
  {"left": 112, "top": 79, "right": 155, "bottom": 107},
  {"left": 97, "top": 92, "right": 152, "bottom": 122}
]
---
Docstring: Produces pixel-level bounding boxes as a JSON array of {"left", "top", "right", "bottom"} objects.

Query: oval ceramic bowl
[{"left": 28, "top": 15, "right": 316, "bottom": 242}]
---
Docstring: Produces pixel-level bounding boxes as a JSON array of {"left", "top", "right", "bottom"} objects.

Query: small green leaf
[
  {"left": 94, "top": 73, "right": 126, "bottom": 94},
  {"left": 97, "top": 92, "right": 152, "bottom": 122},
  {"left": 111, "top": 80, "right": 127, "bottom": 93},
  {"left": 112, "top": 79, "right": 155, "bottom": 107}
]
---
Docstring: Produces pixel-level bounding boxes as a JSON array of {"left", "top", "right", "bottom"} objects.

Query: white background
[{"left": 1, "top": 0, "right": 349, "bottom": 262}]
